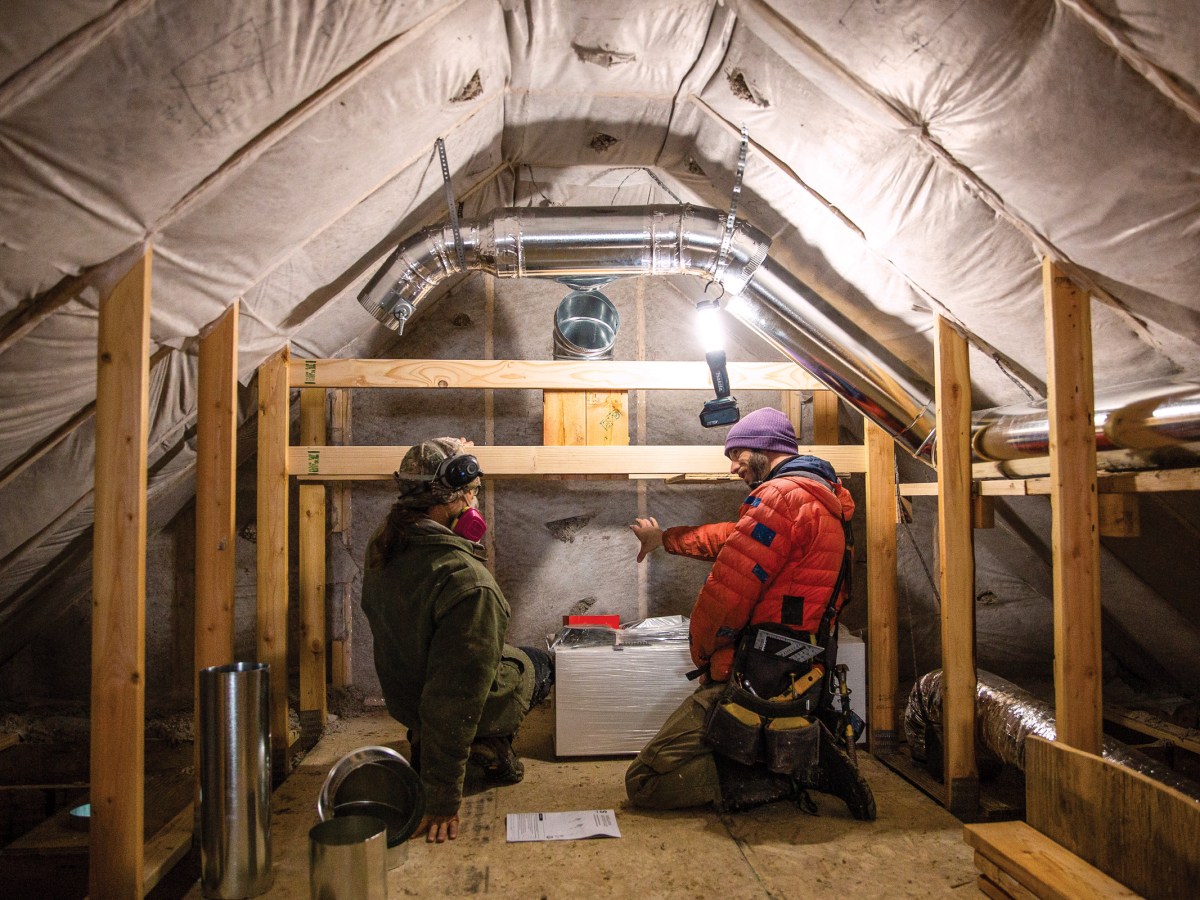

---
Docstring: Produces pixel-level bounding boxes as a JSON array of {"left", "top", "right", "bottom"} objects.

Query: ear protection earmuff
[{"left": 433, "top": 454, "right": 483, "bottom": 490}]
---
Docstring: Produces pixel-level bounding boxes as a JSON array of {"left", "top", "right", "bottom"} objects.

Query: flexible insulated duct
[
  {"left": 358, "top": 204, "right": 1200, "bottom": 464},
  {"left": 904, "top": 668, "right": 1200, "bottom": 801}
]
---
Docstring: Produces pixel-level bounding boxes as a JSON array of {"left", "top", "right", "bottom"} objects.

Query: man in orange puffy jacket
[{"left": 624, "top": 407, "right": 875, "bottom": 819}]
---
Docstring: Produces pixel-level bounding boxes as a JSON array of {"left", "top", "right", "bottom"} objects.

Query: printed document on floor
[{"left": 505, "top": 809, "right": 621, "bottom": 842}]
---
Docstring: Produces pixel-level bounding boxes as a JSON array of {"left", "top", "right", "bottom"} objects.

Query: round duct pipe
[{"left": 552, "top": 290, "right": 620, "bottom": 360}]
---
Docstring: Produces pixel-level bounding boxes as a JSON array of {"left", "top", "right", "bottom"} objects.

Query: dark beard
[{"left": 747, "top": 452, "right": 772, "bottom": 484}]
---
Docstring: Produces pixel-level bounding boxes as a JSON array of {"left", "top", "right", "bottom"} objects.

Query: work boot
[
  {"left": 519, "top": 645, "right": 556, "bottom": 707},
  {"left": 813, "top": 722, "right": 876, "bottom": 821},
  {"left": 468, "top": 735, "right": 525, "bottom": 785},
  {"left": 714, "top": 756, "right": 796, "bottom": 813}
]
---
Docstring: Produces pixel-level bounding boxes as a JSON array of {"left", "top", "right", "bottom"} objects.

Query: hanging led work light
[{"left": 696, "top": 296, "right": 740, "bottom": 428}]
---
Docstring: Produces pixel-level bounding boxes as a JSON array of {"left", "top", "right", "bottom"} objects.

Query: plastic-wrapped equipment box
[
  {"left": 552, "top": 617, "right": 696, "bottom": 757},
  {"left": 551, "top": 619, "right": 868, "bottom": 755}
]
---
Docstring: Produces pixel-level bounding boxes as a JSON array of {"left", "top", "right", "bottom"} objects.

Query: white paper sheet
[{"left": 505, "top": 809, "right": 622, "bottom": 842}]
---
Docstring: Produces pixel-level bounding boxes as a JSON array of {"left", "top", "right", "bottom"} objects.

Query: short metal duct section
[
  {"left": 318, "top": 746, "right": 426, "bottom": 868},
  {"left": 553, "top": 287, "right": 620, "bottom": 360},
  {"left": 199, "top": 662, "right": 273, "bottom": 899},
  {"left": 309, "top": 816, "right": 389, "bottom": 900},
  {"left": 904, "top": 668, "right": 1200, "bottom": 801}
]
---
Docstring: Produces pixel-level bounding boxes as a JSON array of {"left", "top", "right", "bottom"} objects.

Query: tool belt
[{"left": 701, "top": 624, "right": 825, "bottom": 778}]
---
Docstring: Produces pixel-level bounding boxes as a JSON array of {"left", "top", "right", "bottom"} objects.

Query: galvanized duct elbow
[{"left": 358, "top": 205, "right": 940, "bottom": 459}]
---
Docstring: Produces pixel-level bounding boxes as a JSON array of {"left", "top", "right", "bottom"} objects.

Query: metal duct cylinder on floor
[
  {"left": 309, "top": 816, "right": 389, "bottom": 900},
  {"left": 553, "top": 290, "right": 620, "bottom": 360},
  {"left": 200, "top": 662, "right": 273, "bottom": 898},
  {"left": 318, "top": 745, "right": 425, "bottom": 869}
]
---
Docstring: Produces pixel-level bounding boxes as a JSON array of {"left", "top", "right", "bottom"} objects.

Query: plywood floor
[{"left": 189, "top": 704, "right": 983, "bottom": 898}]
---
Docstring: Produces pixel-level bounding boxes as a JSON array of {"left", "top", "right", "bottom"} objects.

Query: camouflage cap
[{"left": 392, "top": 437, "right": 479, "bottom": 509}]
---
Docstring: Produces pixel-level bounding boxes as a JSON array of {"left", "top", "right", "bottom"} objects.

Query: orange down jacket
[{"left": 663, "top": 474, "right": 855, "bottom": 682}]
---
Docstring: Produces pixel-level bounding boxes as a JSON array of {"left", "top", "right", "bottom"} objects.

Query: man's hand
[
  {"left": 628, "top": 516, "right": 663, "bottom": 563},
  {"left": 413, "top": 813, "right": 460, "bottom": 843}
]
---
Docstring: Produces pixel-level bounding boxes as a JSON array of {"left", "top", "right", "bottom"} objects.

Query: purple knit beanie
[{"left": 724, "top": 407, "right": 799, "bottom": 456}]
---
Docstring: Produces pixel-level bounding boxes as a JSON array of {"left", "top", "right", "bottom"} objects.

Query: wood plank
[
  {"left": 194, "top": 319, "right": 238, "bottom": 659},
  {"left": 781, "top": 390, "right": 803, "bottom": 437},
  {"left": 1098, "top": 493, "right": 1139, "bottom": 537},
  {"left": 290, "top": 444, "right": 868, "bottom": 479},
  {"left": 1102, "top": 706, "right": 1200, "bottom": 755},
  {"left": 972, "top": 446, "right": 1200, "bottom": 481},
  {"left": 329, "top": 389, "right": 351, "bottom": 537},
  {"left": 585, "top": 391, "right": 629, "bottom": 446},
  {"left": 864, "top": 420, "right": 898, "bottom": 752},
  {"left": 1026, "top": 734, "right": 1199, "bottom": 900},
  {"left": 543, "top": 390, "right": 587, "bottom": 446},
  {"left": 256, "top": 346, "right": 291, "bottom": 780},
  {"left": 142, "top": 802, "right": 195, "bottom": 894},
  {"left": 1043, "top": 259, "right": 1102, "bottom": 754},
  {"left": 812, "top": 390, "right": 840, "bottom": 445},
  {"left": 977, "top": 873, "right": 1014, "bottom": 900},
  {"left": 289, "top": 358, "right": 825, "bottom": 390},
  {"left": 975, "top": 851, "right": 1038, "bottom": 900},
  {"left": 90, "top": 249, "right": 151, "bottom": 899},
  {"left": 904, "top": 466, "right": 1200, "bottom": 497},
  {"left": 299, "top": 389, "right": 327, "bottom": 729},
  {"left": 195, "top": 302, "right": 239, "bottom": 816},
  {"left": 934, "top": 316, "right": 978, "bottom": 815},
  {"left": 0, "top": 733, "right": 17, "bottom": 753},
  {"left": 972, "top": 494, "right": 996, "bottom": 529},
  {"left": 964, "top": 821, "right": 1139, "bottom": 899}
]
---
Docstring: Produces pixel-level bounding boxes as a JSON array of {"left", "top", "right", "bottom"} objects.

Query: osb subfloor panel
[{"left": 187, "top": 705, "right": 982, "bottom": 898}]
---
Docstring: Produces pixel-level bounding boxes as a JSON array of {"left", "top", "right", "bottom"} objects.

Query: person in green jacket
[{"left": 362, "top": 437, "right": 554, "bottom": 844}]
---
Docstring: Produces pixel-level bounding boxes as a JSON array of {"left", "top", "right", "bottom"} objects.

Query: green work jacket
[{"left": 362, "top": 519, "right": 533, "bottom": 815}]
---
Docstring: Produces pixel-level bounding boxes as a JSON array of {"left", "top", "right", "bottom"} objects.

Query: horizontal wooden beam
[
  {"left": 289, "top": 358, "right": 824, "bottom": 391},
  {"left": 291, "top": 444, "right": 866, "bottom": 479},
  {"left": 971, "top": 445, "right": 1200, "bottom": 480},
  {"left": 900, "top": 465, "right": 1200, "bottom": 497}
]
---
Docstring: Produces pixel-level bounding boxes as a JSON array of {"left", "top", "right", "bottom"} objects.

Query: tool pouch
[
  {"left": 764, "top": 714, "right": 820, "bottom": 778},
  {"left": 702, "top": 690, "right": 764, "bottom": 767}
]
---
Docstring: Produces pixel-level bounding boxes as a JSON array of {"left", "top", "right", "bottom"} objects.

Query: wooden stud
[
  {"left": 934, "top": 315, "right": 979, "bottom": 815},
  {"left": 1043, "top": 259, "right": 1102, "bottom": 755},
  {"left": 290, "top": 443, "right": 868, "bottom": 479},
  {"left": 864, "top": 420, "right": 898, "bottom": 753},
  {"left": 194, "top": 302, "right": 239, "bottom": 814},
  {"left": 1097, "top": 493, "right": 1139, "bottom": 537},
  {"left": 781, "top": 390, "right": 803, "bottom": 437},
  {"left": 90, "top": 249, "right": 151, "bottom": 899},
  {"left": 329, "top": 389, "right": 351, "bottom": 539},
  {"left": 298, "top": 389, "right": 327, "bottom": 735},
  {"left": 585, "top": 391, "right": 630, "bottom": 446},
  {"left": 542, "top": 390, "right": 587, "bottom": 447},
  {"left": 256, "top": 346, "right": 291, "bottom": 780},
  {"left": 812, "top": 390, "right": 840, "bottom": 445},
  {"left": 972, "top": 493, "right": 996, "bottom": 529},
  {"left": 290, "top": 358, "right": 824, "bottom": 390},
  {"left": 330, "top": 640, "right": 347, "bottom": 690}
]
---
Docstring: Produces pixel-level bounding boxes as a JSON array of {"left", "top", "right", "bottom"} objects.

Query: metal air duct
[
  {"left": 357, "top": 204, "right": 1200, "bottom": 465},
  {"left": 358, "top": 205, "right": 939, "bottom": 459}
]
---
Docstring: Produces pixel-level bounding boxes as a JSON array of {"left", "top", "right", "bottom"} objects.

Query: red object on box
[{"left": 562, "top": 615, "right": 620, "bottom": 629}]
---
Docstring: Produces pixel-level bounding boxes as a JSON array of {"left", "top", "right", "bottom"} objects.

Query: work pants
[{"left": 625, "top": 682, "right": 725, "bottom": 810}]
